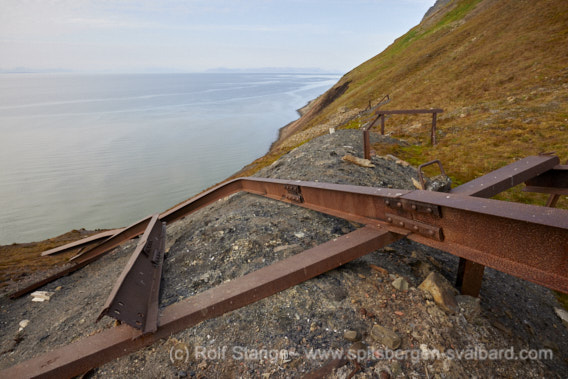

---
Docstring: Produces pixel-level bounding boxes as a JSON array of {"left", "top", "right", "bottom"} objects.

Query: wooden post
[
  {"left": 431, "top": 112, "right": 437, "bottom": 145},
  {"left": 380, "top": 114, "right": 385, "bottom": 135},
  {"left": 363, "top": 130, "right": 371, "bottom": 160}
]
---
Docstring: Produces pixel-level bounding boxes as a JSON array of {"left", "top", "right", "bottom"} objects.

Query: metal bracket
[
  {"left": 284, "top": 184, "right": 304, "bottom": 203},
  {"left": 384, "top": 198, "right": 442, "bottom": 217},
  {"left": 385, "top": 213, "right": 444, "bottom": 241},
  {"left": 97, "top": 214, "right": 166, "bottom": 334}
]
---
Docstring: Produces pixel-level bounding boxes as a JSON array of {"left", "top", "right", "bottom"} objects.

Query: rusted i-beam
[
  {"left": 41, "top": 229, "right": 122, "bottom": 256},
  {"left": 10, "top": 215, "right": 154, "bottom": 299},
  {"left": 13, "top": 163, "right": 568, "bottom": 299},
  {"left": 1, "top": 227, "right": 400, "bottom": 378},
  {"left": 97, "top": 214, "right": 166, "bottom": 334},
  {"left": 449, "top": 154, "right": 561, "bottom": 296},
  {"left": 451, "top": 155, "right": 560, "bottom": 198}
]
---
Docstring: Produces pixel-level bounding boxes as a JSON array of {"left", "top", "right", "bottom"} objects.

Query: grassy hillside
[{"left": 256, "top": 0, "right": 568, "bottom": 206}]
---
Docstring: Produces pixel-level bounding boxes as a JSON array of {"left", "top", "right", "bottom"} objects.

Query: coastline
[{"left": 0, "top": 85, "right": 334, "bottom": 286}]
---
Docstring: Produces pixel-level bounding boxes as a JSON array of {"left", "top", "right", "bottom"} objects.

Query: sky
[{"left": 0, "top": 0, "right": 435, "bottom": 74}]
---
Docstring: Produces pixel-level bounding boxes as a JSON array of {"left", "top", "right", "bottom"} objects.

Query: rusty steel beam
[
  {"left": 70, "top": 215, "right": 154, "bottom": 264},
  {"left": 236, "top": 177, "right": 568, "bottom": 293},
  {"left": 10, "top": 261, "right": 91, "bottom": 299},
  {"left": 97, "top": 214, "right": 166, "bottom": 334},
  {"left": 1, "top": 227, "right": 400, "bottom": 378},
  {"left": 14, "top": 167, "right": 568, "bottom": 299},
  {"left": 374, "top": 109, "right": 443, "bottom": 115},
  {"left": 524, "top": 164, "right": 568, "bottom": 196},
  {"left": 431, "top": 112, "right": 437, "bottom": 145},
  {"left": 449, "top": 155, "right": 561, "bottom": 295},
  {"left": 401, "top": 190, "right": 568, "bottom": 293},
  {"left": 10, "top": 216, "right": 154, "bottom": 299},
  {"left": 451, "top": 155, "right": 560, "bottom": 198},
  {"left": 41, "top": 229, "right": 122, "bottom": 256},
  {"left": 455, "top": 259, "right": 485, "bottom": 297},
  {"left": 363, "top": 130, "right": 371, "bottom": 159}
]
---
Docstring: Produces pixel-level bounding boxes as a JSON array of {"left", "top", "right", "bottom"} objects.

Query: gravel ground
[{"left": 1, "top": 130, "right": 566, "bottom": 378}]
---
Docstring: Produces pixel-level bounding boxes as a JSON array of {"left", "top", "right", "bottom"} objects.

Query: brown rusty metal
[
  {"left": 10, "top": 215, "right": 154, "bottom": 299},
  {"left": 10, "top": 261, "right": 92, "bottom": 299},
  {"left": 431, "top": 112, "right": 438, "bottom": 145},
  {"left": 13, "top": 162, "right": 568, "bottom": 299},
  {"left": 284, "top": 184, "right": 304, "bottom": 203},
  {"left": 524, "top": 164, "right": 568, "bottom": 196},
  {"left": 1, "top": 227, "right": 401, "bottom": 378},
  {"left": 70, "top": 215, "right": 154, "bottom": 264},
  {"left": 40, "top": 229, "right": 122, "bottom": 256},
  {"left": 449, "top": 155, "right": 560, "bottom": 295},
  {"left": 375, "top": 109, "right": 444, "bottom": 115},
  {"left": 97, "top": 214, "right": 166, "bottom": 334},
  {"left": 384, "top": 198, "right": 442, "bottom": 217},
  {"left": 451, "top": 155, "right": 560, "bottom": 197},
  {"left": 363, "top": 129, "right": 371, "bottom": 159},
  {"left": 543, "top": 161, "right": 568, "bottom": 208},
  {"left": 401, "top": 190, "right": 568, "bottom": 293},
  {"left": 456, "top": 258, "right": 485, "bottom": 297},
  {"left": 418, "top": 160, "right": 447, "bottom": 190},
  {"left": 385, "top": 213, "right": 443, "bottom": 241}
]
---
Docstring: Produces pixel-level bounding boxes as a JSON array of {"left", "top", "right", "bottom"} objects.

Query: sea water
[{"left": 0, "top": 73, "right": 339, "bottom": 243}]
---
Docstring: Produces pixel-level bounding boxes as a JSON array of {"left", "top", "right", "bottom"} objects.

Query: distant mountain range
[
  {"left": 204, "top": 67, "right": 340, "bottom": 74},
  {"left": 0, "top": 67, "right": 339, "bottom": 75}
]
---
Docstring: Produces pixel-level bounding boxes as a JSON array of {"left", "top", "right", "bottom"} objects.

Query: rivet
[
  {"left": 387, "top": 217, "right": 393, "bottom": 223},
  {"left": 399, "top": 221, "right": 404, "bottom": 227},
  {"left": 411, "top": 204, "right": 417, "bottom": 210},
  {"left": 413, "top": 225, "right": 419, "bottom": 231},
  {"left": 396, "top": 202, "right": 402, "bottom": 208},
  {"left": 428, "top": 230, "right": 435, "bottom": 236},
  {"left": 385, "top": 200, "right": 391, "bottom": 206},
  {"left": 426, "top": 208, "right": 433, "bottom": 213}
]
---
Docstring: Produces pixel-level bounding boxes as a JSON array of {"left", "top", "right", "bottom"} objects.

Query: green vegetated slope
[{"left": 273, "top": 0, "right": 568, "bottom": 206}]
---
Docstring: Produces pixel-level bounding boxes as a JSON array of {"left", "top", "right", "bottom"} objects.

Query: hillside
[{"left": 245, "top": 0, "right": 568, "bottom": 206}]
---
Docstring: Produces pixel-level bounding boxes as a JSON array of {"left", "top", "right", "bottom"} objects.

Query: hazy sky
[{"left": 0, "top": 0, "right": 434, "bottom": 73}]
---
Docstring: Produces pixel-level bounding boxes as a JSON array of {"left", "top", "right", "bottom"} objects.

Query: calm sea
[{"left": 0, "top": 73, "right": 339, "bottom": 244}]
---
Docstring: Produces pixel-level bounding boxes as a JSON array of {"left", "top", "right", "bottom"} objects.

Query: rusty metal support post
[
  {"left": 456, "top": 258, "right": 485, "bottom": 297},
  {"left": 431, "top": 112, "right": 437, "bottom": 145},
  {"left": 380, "top": 114, "right": 385, "bottom": 135},
  {"left": 363, "top": 130, "right": 371, "bottom": 160}
]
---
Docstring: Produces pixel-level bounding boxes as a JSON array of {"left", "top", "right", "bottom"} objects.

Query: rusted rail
[
  {"left": 41, "top": 229, "right": 121, "bottom": 256},
  {"left": 10, "top": 215, "right": 155, "bottom": 299},
  {"left": 97, "top": 214, "right": 166, "bottom": 334},
  {"left": 449, "top": 154, "right": 561, "bottom": 295},
  {"left": 362, "top": 108, "right": 443, "bottom": 159}
]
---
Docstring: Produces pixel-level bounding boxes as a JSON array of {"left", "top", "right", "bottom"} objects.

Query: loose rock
[
  {"left": 391, "top": 277, "right": 409, "bottom": 291},
  {"left": 418, "top": 272, "right": 458, "bottom": 314},
  {"left": 18, "top": 320, "right": 29, "bottom": 332},
  {"left": 343, "top": 330, "right": 361, "bottom": 342},
  {"left": 554, "top": 307, "right": 568, "bottom": 329},
  {"left": 371, "top": 324, "right": 401, "bottom": 350},
  {"left": 341, "top": 154, "right": 375, "bottom": 168},
  {"left": 30, "top": 291, "right": 54, "bottom": 302}
]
